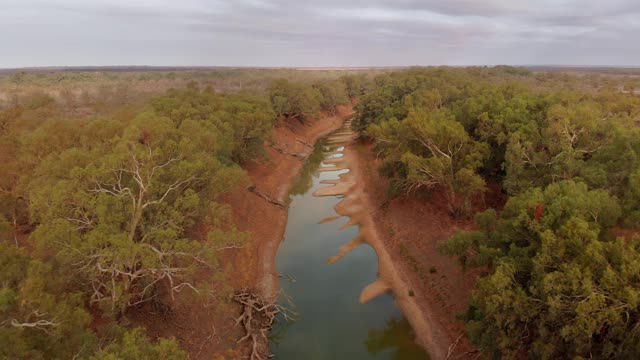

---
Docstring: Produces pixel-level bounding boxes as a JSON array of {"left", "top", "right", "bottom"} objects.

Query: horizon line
[{"left": 2, "top": 64, "right": 640, "bottom": 72}]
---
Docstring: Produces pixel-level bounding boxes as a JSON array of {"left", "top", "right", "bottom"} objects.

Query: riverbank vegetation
[
  {"left": 354, "top": 66, "right": 640, "bottom": 358},
  {"left": 5, "top": 65, "right": 640, "bottom": 358},
  {"left": 0, "top": 69, "right": 354, "bottom": 358}
]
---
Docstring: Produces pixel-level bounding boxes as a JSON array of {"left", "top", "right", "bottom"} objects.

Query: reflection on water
[
  {"left": 271, "top": 129, "right": 429, "bottom": 359},
  {"left": 289, "top": 139, "right": 336, "bottom": 197},
  {"left": 366, "top": 318, "right": 429, "bottom": 360}
]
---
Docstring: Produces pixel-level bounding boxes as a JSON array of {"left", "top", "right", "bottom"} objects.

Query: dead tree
[
  {"left": 233, "top": 290, "right": 296, "bottom": 360},
  {"left": 268, "top": 143, "right": 307, "bottom": 159},
  {"left": 61, "top": 148, "right": 209, "bottom": 313},
  {"left": 5, "top": 310, "right": 60, "bottom": 335},
  {"left": 246, "top": 186, "right": 288, "bottom": 208},
  {"left": 295, "top": 138, "right": 313, "bottom": 148}
]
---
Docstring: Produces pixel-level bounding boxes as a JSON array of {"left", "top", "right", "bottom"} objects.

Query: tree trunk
[
  {"left": 128, "top": 206, "right": 143, "bottom": 242},
  {"left": 12, "top": 210, "right": 18, "bottom": 246}
]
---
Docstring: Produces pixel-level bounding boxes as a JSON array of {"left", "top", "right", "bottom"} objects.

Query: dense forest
[
  {"left": 0, "top": 70, "right": 354, "bottom": 358},
  {"left": 354, "top": 66, "right": 640, "bottom": 358},
  {"left": 3, "top": 66, "right": 640, "bottom": 359}
]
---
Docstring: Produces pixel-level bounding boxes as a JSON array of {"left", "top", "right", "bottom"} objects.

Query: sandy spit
[{"left": 313, "top": 123, "right": 450, "bottom": 360}]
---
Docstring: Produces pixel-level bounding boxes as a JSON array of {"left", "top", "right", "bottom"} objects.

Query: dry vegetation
[
  {"left": 0, "top": 67, "right": 359, "bottom": 359},
  {"left": 3, "top": 66, "right": 640, "bottom": 359},
  {"left": 354, "top": 66, "right": 640, "bottom": 358}
]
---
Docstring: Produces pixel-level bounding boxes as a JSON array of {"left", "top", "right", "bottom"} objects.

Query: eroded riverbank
[
  {"left": 135, "top": 107, "right": 354, "bottom": 359},
  {"left": 315, "top": 121, "right": 484, "bottom": 359},
  {"left": 269, "top": 119, "right": 430, "bottom": 359},
  {"left": 315, "top": 120, "right": 447, "bottom": 359}
]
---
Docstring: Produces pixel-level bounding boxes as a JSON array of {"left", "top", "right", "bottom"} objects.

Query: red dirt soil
[
  {"left": 351, "top": 141, "right": 489, "bottom": 359},
  {"left": 131, "top": 106, "right": 492, "bottom": 359},
  {"left": 129, "top": 106, "right": 353, "bottom": 359}
]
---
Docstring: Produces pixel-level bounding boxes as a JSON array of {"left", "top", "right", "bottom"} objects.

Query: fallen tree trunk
[
  {"left": 233, "top": 290, "right": 296, "bottom": 360},
  {"left": 295, "top": 137, "right": 313, "bottom": 148},
  {"left": 268, "top": 143, "right": 307, "bottom": 160},
  {"left": 246, "top": 185, "right": 288, "bottom": 209}
]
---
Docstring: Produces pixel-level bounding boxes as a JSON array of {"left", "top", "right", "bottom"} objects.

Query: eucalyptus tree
[
  {"left": 30, "top": 111, "right": 246, "bottom": 315},
  {"left": 268, "top": 79, "right": 321, "bottom": 121},
  {"left": 442, "top": 181, "right": 640, "bottom": 358},
  {"left": 369, "top": 108, "right": 488, "bottom": 216}
]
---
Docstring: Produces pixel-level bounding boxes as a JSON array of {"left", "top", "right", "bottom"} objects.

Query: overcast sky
[{"left": 1, "top": 0, "right": 639, "bottom": 68}]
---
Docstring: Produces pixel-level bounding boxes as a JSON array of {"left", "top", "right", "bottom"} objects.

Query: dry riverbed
[
  {"left": 133, "top": 105, "right": 478, "bottom": 359},
  {"left": 131, "top": 106, "right": 353, "bottom": 359},
  {"left": 312, "top": 120, "right": 452, "bottom": 360}
]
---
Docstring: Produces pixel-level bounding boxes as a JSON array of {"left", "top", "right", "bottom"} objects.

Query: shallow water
[{"left": 270, "top": 133, "right": 429, "bottom": 359}]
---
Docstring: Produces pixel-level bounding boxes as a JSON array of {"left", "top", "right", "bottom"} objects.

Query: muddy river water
[{"left": 269, "top": 122, "right": 429, "bottom": 359}]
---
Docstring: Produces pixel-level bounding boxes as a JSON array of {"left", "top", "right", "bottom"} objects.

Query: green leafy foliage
[
  {"left": 268, "top": 79, "right": 321, "bottom": 120},
  {"left": 0, "top": 78, "right": 282, "bottom": 356},
  {"left": 442, "top": 180, "right": 640, "bottom": 358},
  {"left": 0, "top": 243, "right": 95, "bottom": 359},
  {"left": 340, "top": 73, "right": 373, "bottom": 99},
  {"left": 90, "top": 328, "right": 187, "bottom": 360},
  {"left": 267, "top": 78, "right": 350, "bottom": 121},
  {"left": 369, "top": 109, "right": 488, "bottom": 216},
  {"left": 0, "top": 242, "right": 187, "bottom": 359},
  {"left": 312, "top": 80, "right": 349, "bottom": 114},
  {"left": 355, "top": 66, "right": 640, "bottom": 357},
  {"left": 28, "top": 99, "right": 248, "bottom": 315},
  {"left": 463, "top": 219, "right": 640, "bottom": 359},
  {"left": 151, "top": 84, "right": 276, "bottom": 162}
]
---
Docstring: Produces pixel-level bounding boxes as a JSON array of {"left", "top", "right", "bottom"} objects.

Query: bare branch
[
  {"left": 9, "top": 311, "right": 60, "bottom": 334},
  {"left": 142, "top": 177, "right": 194, "bottom": 209},
  {"left": 233, "top": 289, "right": 297, "bottom": 360}
]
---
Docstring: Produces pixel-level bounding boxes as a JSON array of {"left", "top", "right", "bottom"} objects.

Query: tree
[
  {"left": 353, "top": 90, "right": 394, "bottom": 133},
  {"left": 1, "top": 80, "right": 269, "bottom": 358},
  {"left": 312, "top": 80, "right": 348, "bottom": 115},
  {"left": 9, "top": 71, "right": 27, "bottom": 86},
  {"left": 90, "top": 328, "right": 187, "bottom": 360},
  {"left": 0, "top": 106, "right": 29, "bottom": 245},
  {"left": 623, "top": 168, "right": 640, "bottom": 226},
  {"left": 150, "top": 85, "right": 276, "bottom": 162},
  {"left": 0, "top": 243, "right": 187, "bottom": 359},
  {"left": 442, "top": 181, "right": 636, "bottom": 358},
  {"left": 30, "top": 112, "right": 247, "bottom": 315},
  {"left": 465, "top": 219, "right": 640, "bottom": 359},
  {"left": 503, "top": 100, "right": 613, "bottom": 194},
  {"left": 370, "top": 109, "right": 489, "bottom": 216},
  {"left": 340, "top": 73, "right": 371, "bottom": 99},
  {"left": 350, "top": 66, "right": 640, "bottom": 358},
  {"left": 0, "top": 243, "right": 95, "bottom": 359},
  {"left": 268, "top": 79, "right": 320, "bottom": 121}
]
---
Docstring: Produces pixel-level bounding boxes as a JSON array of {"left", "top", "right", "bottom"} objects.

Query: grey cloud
[{"left": 0, "top": 0, "right": 639, "bottom": 67}]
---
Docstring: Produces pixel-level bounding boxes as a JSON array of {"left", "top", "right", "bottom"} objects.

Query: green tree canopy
[
  {"left": 268, "top": 79, "right": 321, "bottom": 121},
  {"left": 29, "top": 109, "right": 247, "bottom": 315},
  {"left": 369, "top": 109, "right": 488, "bottom": 216},
  {"left": 442, "top": 181, "right": 638, "bottom": 358},
  {"left": 151, "top": 84, "right": 276, "bottom": 162}
]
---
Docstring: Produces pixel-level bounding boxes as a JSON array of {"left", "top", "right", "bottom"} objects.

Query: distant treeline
[{"left": 529, "top": 65, "right": 640, "bottom": 76}]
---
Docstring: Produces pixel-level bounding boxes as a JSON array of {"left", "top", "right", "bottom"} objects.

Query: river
[{"left": 269, "top": 121, "right": 429, "bottom": 359}]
